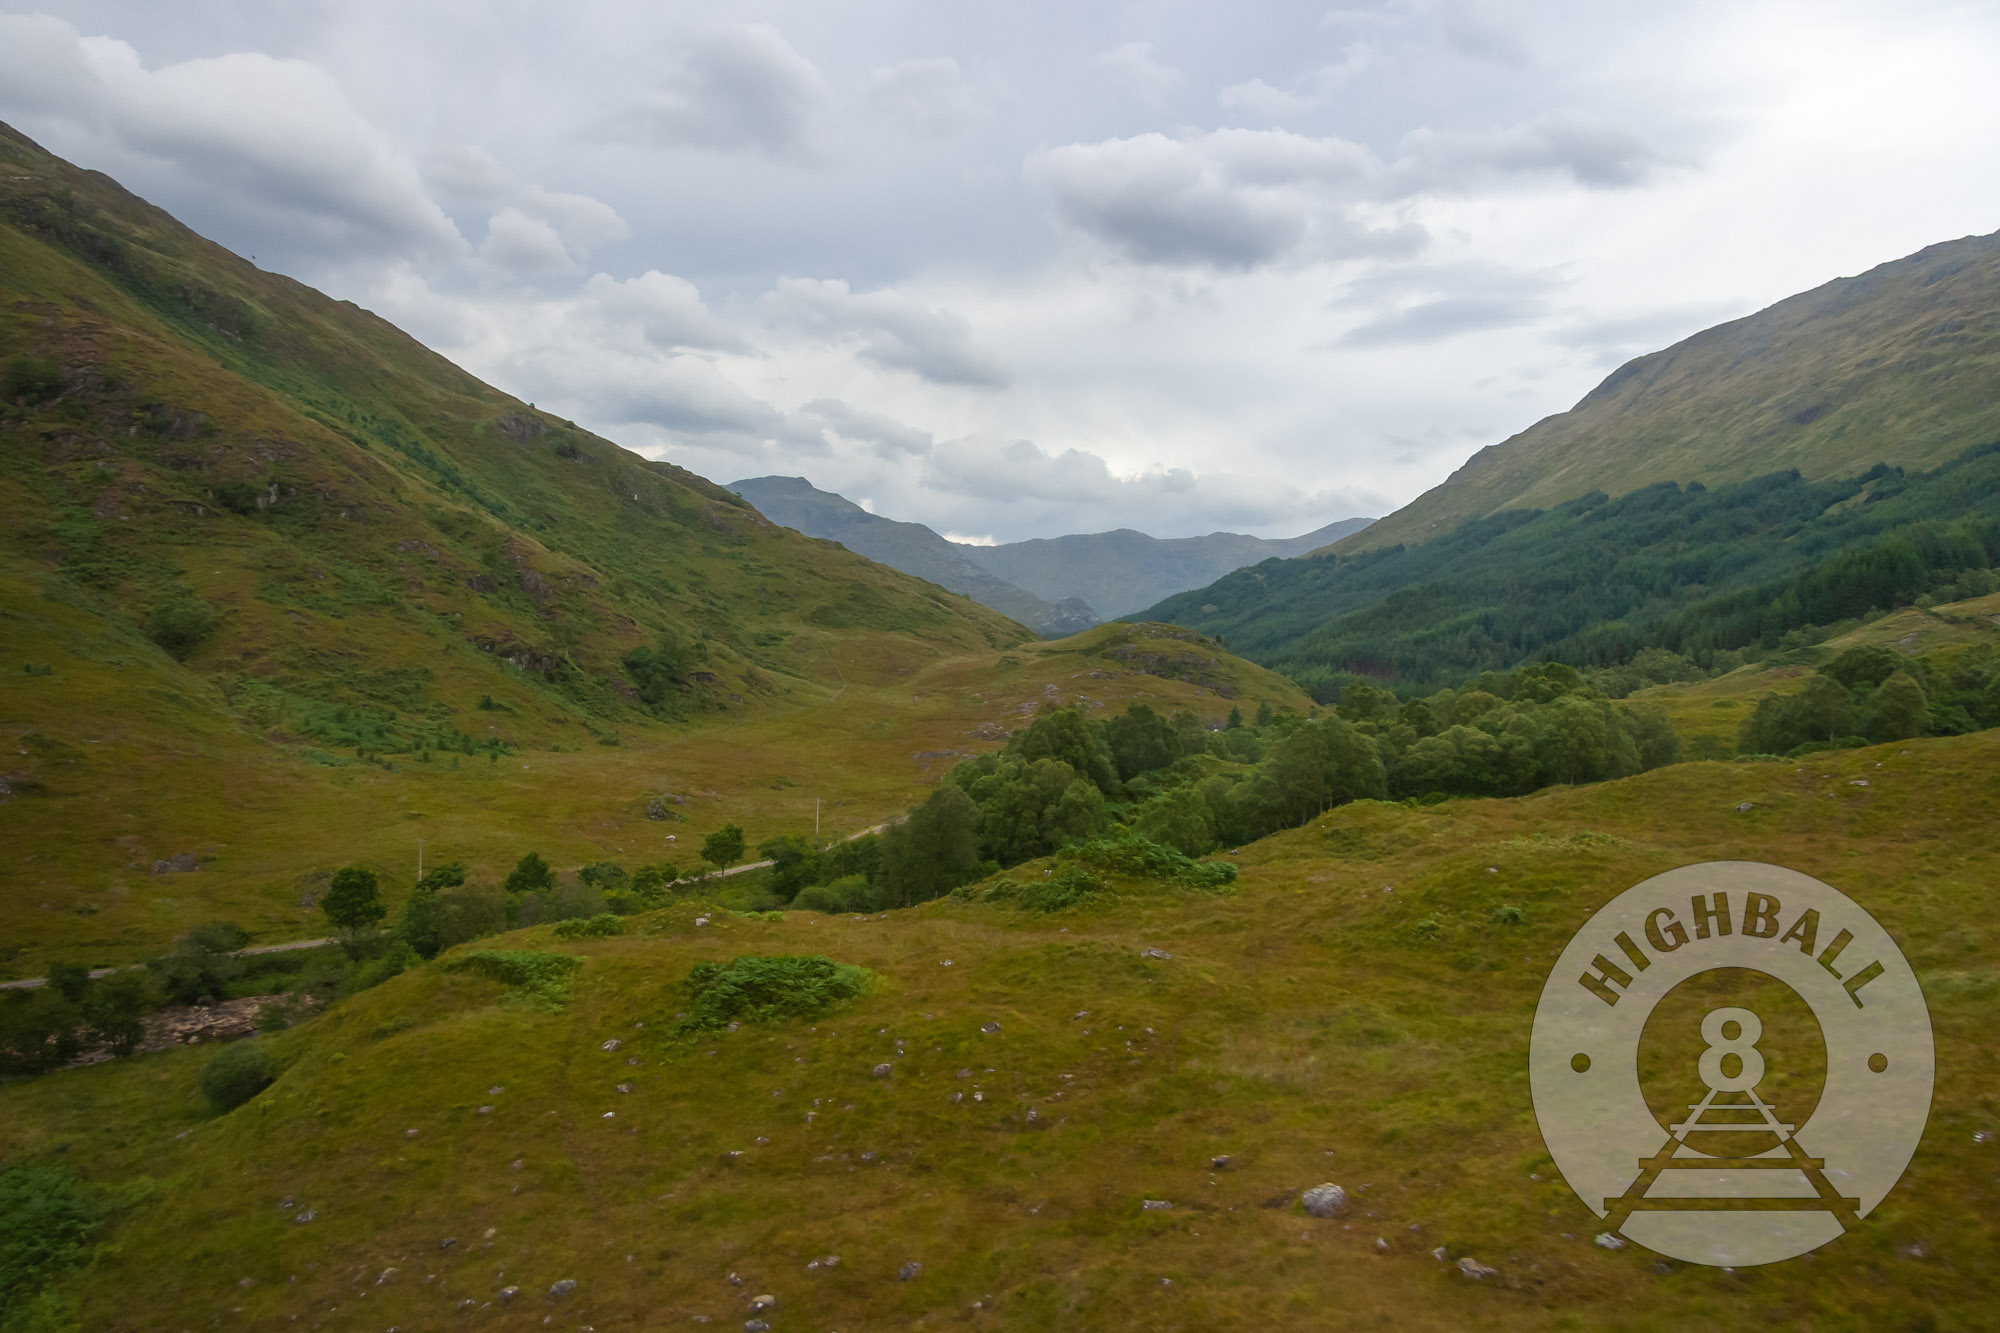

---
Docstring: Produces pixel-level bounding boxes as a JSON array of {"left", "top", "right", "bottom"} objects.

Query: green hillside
[
  {"left": 1334, "top": 230, "right": 2000, "bottom": 555},
  {"left": 5, "top": 728, "right": 1997, "bottom": 1329},
  {"left": 1144, "top": 449, "right": 2000, "bottom": 699},
  {"left": 0, "top": 123, "right": 1317, "bottom": 973}
]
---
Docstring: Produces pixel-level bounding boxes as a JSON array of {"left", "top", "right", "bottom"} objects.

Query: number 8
[{"left": 1698, "top": 1006, "right": 1765, "bottom": 1092}]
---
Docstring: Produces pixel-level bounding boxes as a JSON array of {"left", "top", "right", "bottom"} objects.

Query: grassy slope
[
  {"left": 1336, "top": 230, "right": 2000, "bottom": 555},
  {"left": 0, "top": 617, "right": 1307, "bottom": 977},
  {"left": 3, "top": 728, "right": 1995, "bottom": 1330}
]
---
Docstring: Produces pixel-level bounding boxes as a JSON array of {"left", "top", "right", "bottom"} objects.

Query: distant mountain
[
  {"left": 1331, "top": 230, "right": 2000, "bottom": 555},
  {"left": 728, "top": 476, "right": 1097, "bottom": 635},
  {"left": 962, "top": 518, "right": 1372, "bottom": 619},
  {"left": 730, "top": 476, "right": 1372, "bottom": 627}
]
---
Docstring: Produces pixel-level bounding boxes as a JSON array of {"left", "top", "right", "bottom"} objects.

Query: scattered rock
[
  {"left": 455, "top": 1298, "right": 475, "bottom": 1311},
  {"left": 1375, "top": 1238, "right": 1388, "bottom": 1252},
  {"left": 549, "top": 1279, "right": 577, "bottom": 1298},
  {"left": 497, "top": 1285, "right": 519, "bottom": 1303},
  {"left": 293, "top": 1209, "right": 317, "bottom": 1224},
  {"left": 872, "top": 1063, "right": 893, "bottom": 1077},
  {"left": 1211, "top": 1155, "right": 1230, "bottom": 1169},
  {"left": 980, "top": 1021, "right": 1001, "bottom": 1034},
  {"left": 748, "top": 1294, "right": 778, "bottom": 1313},
  {"left": 745, "top": 1322, "right": 770, "bottom": 1332},
  {"left": 617, "top": 1082, "right": 635, "bottom": 1093},
  {"left": 510, "top": 1158, "right": 524, "bottom": 1171},
  {"left": 440, "top": 1237, "right": 457, "bottom": 1251},
  {"left": 477, "top": 1105, "right": 492, "bottom": 1115},
  {"left": 601, "top": 1039, "right": 623, "bottom": 1052},
  {"left": 1850, "top": 779, "right": 1869, "bottom": 787},
  {"left": 949, "top": 1092, "right": 964, "bottom": 1104},
  {"left": 1142, "top": 1200, "right": 1173, "bottom": 1211},
  {"left": 940, "top": 959, "right": 954, "bottom": 967},
  {"left": 1140, "top": 948, "right": 1171, "bottom": 960},
  {"left": 1735, "top": 801, "right": 1755, "bottom": 813},
  {"left": 602, "top": 1111, "right": 615, "bottom": 1119},
  {"left": 897, "top": 1261, "right": 922, "bottom": 1281},
  {"left": 237, "top": 1277, "right": 254, "bottom": 1289},
  {"left": 694, "top": 917, "right": 710, "bottom": 927},
  {"left": 1900, "top": 1242, "right": 1928, "bottom": 1260},
  {"left": 276, "top": 1196, "right": 294, "bottom": 1210},
  {"left": 1595, "top": 1233, "right": 1626, "bottom": 1250},
  {"left": 956, "top": 1068, "right": 973, "bottom": 1078},
  {"left": 1976, "top": 1130, "right": 1994, "bottom": 1144},
  {"left": 1430, "top": 1247, "right": 1446, "bottom": 1262},
  {"left": 1457, "top": 1257, "right": 1497, "bottom": 1280},
  {"left": 1301, "top": 1184, "right": 1346, "bottom": 1218},
  {"left": 375, "top": 1268, "right": 398, "bottom": 1286},
  {"left": 151, "top": 853, "right": 199, "bottom": 874},
  {"left": 405, "top": 1128, "right": 419, "bottom": 1139}
]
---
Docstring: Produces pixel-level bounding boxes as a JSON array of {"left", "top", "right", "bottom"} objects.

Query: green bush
[
  {"left": 792, "top": 874, "right": 872, "bottom": 914},
  {"left": 553, "top": 913, "right": 623, "bottom": 940},
  {"left": 0, "top": 1164, "right": 103, "bottom": 1319},
  {"left": 675, "top": 955, "right": 870, "bottom": 1032},
  {"left": 445, "top": 949, "right": 581, "bottom": 1007},
  {"left": 1017, "top": 866, "right": 1106, "bottom": 912},
  {"left": 145, "top": 594, "right": 216, "bottom": 659},
  {"left": 1, "top": 355, "right": 63, "bottom": 406},
  {"left": 199, "top": 1041, "right": 275, "bottom": 1111},
  {"left": 1067, "top": 834, "right": 1238, "bottom": 891}
]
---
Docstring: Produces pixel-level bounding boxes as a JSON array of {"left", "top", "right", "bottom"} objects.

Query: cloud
[
  {"left": 1218, "top": 43, "right": 1376, "bottom": 115},
  {"left": 1026, "top": 129, "right": 1411, "bottom": 268},
  {"left": 1341, "top": 293, "right": 1551, "bottom": 346},
  {"left": 1092, "top": 41, "right": 1184, "bottom": 108},
  {"left": 802, "top": 399, "right": 935, "bottom": 457},
  {"left": 761, "top": 278, "right": 1010, "bottom": 386},
  {"left": 480, "top": 208, "right": 578, "bottom": 277},
  {"left": 1399, "top": 111, "right": 1674, "bottom": 189},
  {"left": 867, "top": 57, "right": 977, "bottom": 137},
  {"left": 582, "top": 270, "right": 747, "bottom": 353},
  {"left": 425, "top": 144, "right": 628, "bottom": 268},
  {"left": 592, "top": 23, "right": 827, "bottom": 161},
  {"left": 0, "top": 13, "right": 462, "bottom": 265}
]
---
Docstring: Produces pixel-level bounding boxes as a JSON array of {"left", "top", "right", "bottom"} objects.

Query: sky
[{"left": 3, "top": 2, "right": 1999, "bottom": 543}]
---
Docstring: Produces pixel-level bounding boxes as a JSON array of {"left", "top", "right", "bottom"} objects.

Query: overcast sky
[{"left": 4, "top": 2, "right": 1999, "bottom": 542}]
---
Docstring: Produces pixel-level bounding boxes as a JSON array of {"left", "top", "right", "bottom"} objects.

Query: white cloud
[
  {"left": 592, "top": 23, "right": 828, "bottom": 161},
  {"left": 1092, "top": 41, "right": 1183, "bottom": 108},
  {"left": 0, "top": 12, "right": 462, "bottom": 265},
  {"left": 1218, "top": 43, "right": 1376, "bottom": 115},
  {"left": 867, "top": 57, "right": 977, "bottom": 137},
  {"left": 760, "top": 278, "right": 1009, "bottom": 387},
  {"left": 802, "top": 398, "right": 935, "bottom": 458},
  {"left": 1398, "top": 110, "right": 1676, "bottom": 190},
  {"left": 583, "top": 270, "right": 747, "bottom": 353},
  {"left": 426, "top": 144, "right": 628, "bottom": 263}
]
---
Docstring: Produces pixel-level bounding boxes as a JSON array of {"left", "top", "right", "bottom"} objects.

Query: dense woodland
[{"left": 1147, "top": 445, "right": 2000, "bottom": 701}]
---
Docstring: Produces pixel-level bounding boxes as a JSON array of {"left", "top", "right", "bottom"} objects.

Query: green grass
[{"left": 3, "top": 728, "right": 1996, "bottom": 1328}]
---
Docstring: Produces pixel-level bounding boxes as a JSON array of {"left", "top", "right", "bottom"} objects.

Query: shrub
[
  {"left": 199, "top": 1041, "right": 275, "bottom": 1111},
  {"left": 0, "top": 1165, "right": 103, "bottom": 1317},
  {"left": 1017, "top": 865, "right": 1106, "bottom": 912},
  {"left": 503, "top": 852, "right": 554, "bottom": 896},
  {"left": 322, "top": 866, "right": 385, "bottom": 934},
  {"left": 145, "top": 594, "right": 216, "bottom": 659},
  {"left": 433, "top": 883, "right": 507, "bottom": 950},
  {"left": 1491, "top": 905, "right": 1526, "bottom": 925},
  {"left": 792, "top": 874, "right": 873, "bottom": 914},
  {"left": 675, "top": 955, "right": 870, "bottom": 1032},
  {"left": 1067, "top": 834, "right": 1238, "bottom": 891},
  {"left": 445, "top": 949, "right": 581, "bottom": 1007},
  {"left": 553, "top": 913, "right": 623, "bottom": 940},
  {"left": 1, "top": 355, "right": 63, "bottom": 405}
]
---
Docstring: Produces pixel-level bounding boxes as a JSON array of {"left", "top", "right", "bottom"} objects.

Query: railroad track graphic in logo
[{"left": 1530, "top": 862, "right": 1932, "bottom": 1267}]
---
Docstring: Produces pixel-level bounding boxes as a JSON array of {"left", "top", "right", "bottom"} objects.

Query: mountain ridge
[
  {"left": 1326, "top": 229, "right": 2000, "bottom": 555},
  {"left": 731, "top": 473, "right": 1371, "bottom": 625}
]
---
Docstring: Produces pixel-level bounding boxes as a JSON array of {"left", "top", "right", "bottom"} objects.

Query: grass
[{"left": 2, "top": 727, "right": 1995, "bottom": 1329}]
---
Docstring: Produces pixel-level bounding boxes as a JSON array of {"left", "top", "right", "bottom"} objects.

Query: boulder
[{"left": 1301, "top": 1184, "right": 1346, "bottom": 1218}]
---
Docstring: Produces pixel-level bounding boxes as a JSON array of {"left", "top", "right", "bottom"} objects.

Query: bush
[
  {"left": 675, "top": 955, "right": 871, "bottom": 1032},
  {"left": 445, "top": 949, "right": 581, "bottom": 1007},
  {"left": 503, "top": 852, "right": 554, "bottom": 896},
  {"left": 322, "top": 866, "right": 385, "bottom": 936},
  {"left": 1017, "top": 866, "right": 1106, "bottom": 912},
  {"left": 1, "top": 355, "right": 63, "bottom": 405},
  {"left": 1067, "top": 834, "right": 1238, "bottom": 891},
  {"left": 0, "top": 1165, "right": 103, "bottom": 1318},
  {"left": 434, "top": 883, "right": 507, "bottom": 948},
  {"left": 145, "top": 594, "right": 216, "bottom": 659},
  {"left": 553, "top": 913, "right": 623, "bottom": 940},
  {"left": 792, "top": 874, "right": 873, "bottom": 914},
  {"left": 199, "top": 1041, "right": 275, "bottom": 1111}
]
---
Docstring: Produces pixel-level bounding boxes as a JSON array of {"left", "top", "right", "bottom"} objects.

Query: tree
[
  {"left": 322, "top": 866, "right": 385, "bottom": 935},
  {"left": 1106, "top": 703, "right": 1179, "bottom": 781},
  {"left": 1225, "top": 706, "right": 1244, "bottom": 730},
  {"left": 503, "top": 852, "right": 554, "bottom": 896},
  {"left": 878, "top": 785, "right": 981, "bottom": 907},
  {"left": 759, "top": 836, "right": 821, "bottom": 899},
  {"left": 703, "top": 824, "right": 746, "bottom": 873},
  {"left": 400, "top": 861, "right": 468, "bottom": 958},
  {"left": 199, "top": 1041, "right": 275, "bottom": 1112},
  {"left": 1867, "top": 670, "right": 1931, "bottom": 742}
]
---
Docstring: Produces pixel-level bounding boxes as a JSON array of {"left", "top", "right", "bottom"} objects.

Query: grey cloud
[
  {"left": 480, "top": 208, "right": 578, "bottom": 277},
  {"left": 1027, "top": 129, "right": 1403, "bottom": 268},
  {"left": 582, "top": 358, "right": 785, "bottom": 436},
  {"left": 1217, "top": 43, "right": 1376, "bottom": 115},
  {"left": 1399, "top": 111, "right": 1673, "bottom": 190},
  {"left": 592, "top": 23, "right": 827, "bottom": 161},
  {"left": 802, "top": 399, "right": 935, "bottom": 457},
  {"left": 867, "top": 57, "right": 977, "bottom": 137},
  {"left": 583, "top": 271, "right": 747, "bottom": 353},
  {"left": 1340, "top": 293, "right": 1550, "bottom": 346},
  {"left": 0, "top": 13, "right": 462, "bottom": 266},
  {"left": 427, "top": 145, "right": 628, "bottom": 263},
  {"left": 762, "top": 278, "right": 1009, "bottom": 387},
  {"left": 1092, "top": 42, "right": 1184, "bottom": 108}
]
